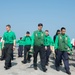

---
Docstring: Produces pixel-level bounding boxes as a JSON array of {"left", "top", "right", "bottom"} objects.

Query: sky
[{"left": 0, "top": 0, "right": 75, "bottom": 39}]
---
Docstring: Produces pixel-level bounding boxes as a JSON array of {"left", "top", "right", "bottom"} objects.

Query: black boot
[
  {"left": 56, "top": 67, "right": 60, "bottom": 71},
  {"left": 4, "top": 66, "right": 10, "bottom": 70},
  {"left": 34, "top": 66, "right": 38, "bottom": 70},
  {"left": 33, "top": 63, "right": 38, "bottom": 70},
  {"left": 21, "top": 61, "right": 27, "bottom": 64},
  {"left": 0, "top": 58, "right": 4, "bottom": 61},
  {"left": 66, "top": 70, "right": 71, "bottom": 75},
  {"left": 42, "top": 67, "right": 47, "bottom": 72}
]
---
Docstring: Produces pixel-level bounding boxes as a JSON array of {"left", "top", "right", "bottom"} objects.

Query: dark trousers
[
  {"left": 55, "top": 50, "right": 62, "bottom": 64},
  {"left": 45, "top": 46, "right": 51, "bottom": 64},
  {"left": 55, "top": 50, "right": 70, "bottom": 71},
  {"left": 18, "top": 45, "right": 23, "bottom": 57},
  {"left": 1, "top": 46, "right": 14, "bottom": 60},
  {"left": 24, "top": 45, "right": 31, "bottom": 62},
  {"left": 1, "top": 47, "right": 7, "bottom": 59},
  {"left": 4, "top": 44, "right": 13, "bottom": 67},
  {"left": 33, "top": 46, "right": 46, "bottom": 69}
]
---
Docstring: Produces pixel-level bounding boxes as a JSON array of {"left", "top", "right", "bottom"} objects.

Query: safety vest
[
  {"left": 58, "top": 34, "right": 69, "bottom": 51},
  {"left": 34, "top": 30, "right": 45, "bottom": 46}
]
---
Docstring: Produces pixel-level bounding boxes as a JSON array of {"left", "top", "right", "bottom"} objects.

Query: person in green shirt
[
  {"left": 16, "top": 37, "right": 24, "bottom": 57},
  {"left": 2, "top": 25, "right": 16, "bottom": 70},
  {"left": 44, "top": 30, "right": 54, "bottom": 66},
  {"left": 31, "top": 23, "right": 47, "bottom": 72},
  {"left": 55, "top": 27, "right": 72, "bottom": 75},
  {"left": 22, "top": 31, "right": 32, "bottom": 64}
]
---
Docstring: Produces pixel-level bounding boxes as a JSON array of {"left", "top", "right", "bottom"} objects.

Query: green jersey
[
  {"left": 44, "top": 35, "right": 54, "bottom": 46},
  {"left": 3, "top": 31, "right": 16, "bottom": 44},
  {"left": 55, "top": 34, "right": 72, "bottom": 52},
  {"left": 22, "top": 36, "right": 32, "bottom": 46},
  {"left": 31, "top": 30, "right": 45, "bottom": 46},
  {"left": 16, "top": 40, "right": 24, "bottom": 46}
]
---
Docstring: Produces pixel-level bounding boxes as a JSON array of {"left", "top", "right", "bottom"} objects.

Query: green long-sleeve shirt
[
  {"left": 3, "top": 31, "right": 16, "bottom": 44},
  {"left": 44, "top": 35, "right": 54, "bottom": 46},
  {"left": 55, "top": 34, "right": 72, "bottom": 51},
  {"left": 16, "top": 40, "right": 24, "bottom": 46},
  {"left": 22, "top": 36, "right": 32, "bottom": 46}
]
